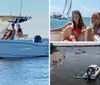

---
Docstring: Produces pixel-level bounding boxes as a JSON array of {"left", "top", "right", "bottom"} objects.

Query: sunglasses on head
[{"left": 72, "top": 10, "right": 80, "bottom": 14}]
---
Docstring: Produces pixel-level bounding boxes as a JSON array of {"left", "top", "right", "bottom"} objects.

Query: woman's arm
[
  {"left": 3, "top": 30, "right": 11, "bottom": 39},
  {"left": 81, "top": 24, "right": 87, "bottom": 33},
  {"left": 20, "top": 28, "right": 23, "bottom": 35},
  {"left": 50, "top": 22, "right": 73, "bottom": 32}
]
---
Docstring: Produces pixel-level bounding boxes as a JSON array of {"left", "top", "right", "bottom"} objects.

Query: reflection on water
[
  {"left": 0, "top": 57, "right": 48, "bottom": 85},
  {"left": 51, "top": 47, "right": 100, "bottom": 85}
]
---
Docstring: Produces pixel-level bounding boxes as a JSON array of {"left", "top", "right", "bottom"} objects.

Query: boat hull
[{"left": 0, "top": 40, "right": 48, "bottom": 58}]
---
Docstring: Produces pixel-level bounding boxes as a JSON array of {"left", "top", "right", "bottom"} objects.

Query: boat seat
[
  {"left": 50, "top": 31, "right": 64, "bottom": 41},
  {"left": 50, "top": 26, "right": 73, "bottom": 41},
  {"left": 19, "top": 34, "right": 28, "bottom": 38},
  {"left": 50, "top": 31, "right": 76, "bottom": 41},
  {"left": 18, "top": 34, "right": 28, "bottom": 40}
]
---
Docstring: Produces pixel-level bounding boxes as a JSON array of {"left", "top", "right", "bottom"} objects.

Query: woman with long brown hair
[{"left": 51, "top": 10, "right": 86, "bottom": 41}]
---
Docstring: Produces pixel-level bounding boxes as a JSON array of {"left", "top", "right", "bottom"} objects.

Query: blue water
[
  {"left": 0, "top": 57, "right": 48, "bottom": 85},
  {"left": 50, "top": 17, "right": 90, "bottom": 28}
]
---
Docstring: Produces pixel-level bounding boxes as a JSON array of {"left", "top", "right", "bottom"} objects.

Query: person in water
[
  {"left": 2, "top": 24, "right": 16, "bottom": 40},
  {"left": 51, "top": 10, "right": 86, "bottom": 41},
  {"left": 85, "top": 12, "right": 100, "bottom": 41},
  {"left": 17, "top": 24, "right": 23, "bottom": 37}
]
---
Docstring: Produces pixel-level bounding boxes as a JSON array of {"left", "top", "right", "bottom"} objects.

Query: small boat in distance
[
  {"left": 0, "top": 15, "right": 48, "bottom": 58},
  {"left": 52, "top": 12, "right": 62, "bottom": 19},
  {"left": 52, "top": 0, "right": 72, "bottom": 20}
]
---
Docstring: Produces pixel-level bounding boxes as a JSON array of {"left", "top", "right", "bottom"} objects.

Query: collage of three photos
[{"left": 0, "top": 0, "right": 100, "bottom": 85}]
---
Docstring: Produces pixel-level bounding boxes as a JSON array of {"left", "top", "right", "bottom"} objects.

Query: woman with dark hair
[
  {"left": 71, "top": 10, "right": 86, "bottom": 40},
  {"left": 51, "top": 10, "right": 86, "bottom": 41},
  {"left": 17, "top": 24, "right": 23, "bottom": 37},
  {"left": 2, "top": 24, "right": 15, "bottom": 40}
]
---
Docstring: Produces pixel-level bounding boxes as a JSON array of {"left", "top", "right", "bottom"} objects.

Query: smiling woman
[
  {"left": 50, "top": 10, "right": 87, "bottom": 41},
  {"left": 50, "top": 0, "right": 100, "bottom": 41},
  {"left": 84, "top": 12, "right": 100, "bottom": 41}
]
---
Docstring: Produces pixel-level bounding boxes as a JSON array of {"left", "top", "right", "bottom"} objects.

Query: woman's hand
[
  {"left": 50, "top": 22, "right": 72, "bottom": 32},
  {"left": 81, "top": 29, "right": 86, "bottom": 32},
  {"left": 67, "top": 22, "right": 72, "bottom": 25}
]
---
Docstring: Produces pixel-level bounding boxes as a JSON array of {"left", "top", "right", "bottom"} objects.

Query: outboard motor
[
  {"left": 34, "top": 35, "right": 42, "bottom": 43},
  {"left": 87, "top": 71, "right": 91, "bottom": 80},
  {"left": 87, "top": 67, "right": 93, "bottom": 80}
]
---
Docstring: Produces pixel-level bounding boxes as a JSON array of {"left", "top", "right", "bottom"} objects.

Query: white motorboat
[
  {"left": 84, "top": 65, "right": 100, "bottom": 79},
  {"left": 0, "top": 15, "right": 48, "bottom": 58}
]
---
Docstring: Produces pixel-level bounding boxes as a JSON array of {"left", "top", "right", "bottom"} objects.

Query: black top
[{"left": 17, "top": 28, "right": 22, "bottom": 32}]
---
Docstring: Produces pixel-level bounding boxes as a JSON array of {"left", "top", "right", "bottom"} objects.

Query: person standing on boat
[
  {"left": 17, "top": 24, "right": 23, "bottom": 37},
  {"left": 50, "top": 10, "right": 86, "bottom": 41},
  {"left": 2, "top": 24, "right": 16, "bottom": 40}
]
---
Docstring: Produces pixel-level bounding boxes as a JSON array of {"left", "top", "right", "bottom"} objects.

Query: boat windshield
[
  {"left": 0, "top": 21, "right": 10, "bottom": 32},
  {"left": 0, "top": 16, "right": 32, "bottom": 40}
]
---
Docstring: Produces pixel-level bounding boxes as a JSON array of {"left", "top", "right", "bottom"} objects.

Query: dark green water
[{"left": 51, "top": 47, "right": 100, "bottom": 85}]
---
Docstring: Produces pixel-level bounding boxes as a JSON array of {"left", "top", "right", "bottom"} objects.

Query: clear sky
[
  {"left": 50, "top": 0, "right": 100, "bottom": 17},
  {"left": 0, "top": 0, "right": 49, "bottom": 38}
]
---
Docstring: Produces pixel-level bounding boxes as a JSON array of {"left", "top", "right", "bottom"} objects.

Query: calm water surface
[
  {"left": 50, "top": 17, "right": 90, "bottom": 28},
  {"left": 0, "top": 57, "right": 48, "bottom": 85}
]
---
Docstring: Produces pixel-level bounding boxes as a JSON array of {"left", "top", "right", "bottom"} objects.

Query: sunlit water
[
  {"left": 0, "top": 57, "right": 48, "bottom": 85},
  {"left": 51, "top": 46, "right": 100, "bottom": 85}
]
